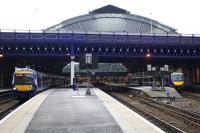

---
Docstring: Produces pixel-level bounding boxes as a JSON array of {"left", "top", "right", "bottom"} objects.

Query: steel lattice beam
[{"left": 0, "top": 32, "right": 200, "bottom": 58}]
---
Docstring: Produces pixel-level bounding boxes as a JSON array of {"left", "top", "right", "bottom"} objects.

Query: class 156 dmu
[{"left": 12, "top": 68, "right": 66, "bottom": 101}]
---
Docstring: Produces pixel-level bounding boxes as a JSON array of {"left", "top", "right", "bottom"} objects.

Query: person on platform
[{"left": 73, "top": 78, "right": 78, "bottom": 93}]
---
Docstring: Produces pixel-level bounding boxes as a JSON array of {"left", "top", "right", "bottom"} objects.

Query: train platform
[
  {"left": 0, "top": 88, "right": 164, "bottom": 133},
  {"left": 130, "top": 86, "right": 182, "bottom": 98}
]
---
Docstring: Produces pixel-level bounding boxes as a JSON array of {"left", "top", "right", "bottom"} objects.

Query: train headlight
[{"left": 13, "top": 87, "right": 16, "bottom": 90}]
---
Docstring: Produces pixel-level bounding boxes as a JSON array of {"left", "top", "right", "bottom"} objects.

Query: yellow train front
[
  {"left": 171, "top": 72, "right": 184, "bottom": 88},
  {"left": 12, "top": 68, "right": 38, "bottom": 100}
]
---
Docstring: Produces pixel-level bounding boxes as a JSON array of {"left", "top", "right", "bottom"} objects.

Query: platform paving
[
  {"left": 25, "top": 88, "right": 123, "bottom": 133},
  {"left": 130, "top": 86, "right": 182, "bottom": 98},
  {"left": 0, "top": 89, "right": 53, "bottom": 133}
]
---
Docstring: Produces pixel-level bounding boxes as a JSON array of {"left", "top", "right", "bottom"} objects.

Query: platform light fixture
[
  {"left": 164, "top": 65, "right": 169, "bottom": 71},
  {"left": 147, "top": 64, "right": 151, "bottom": 71},
  {"left": 147, "top": 64, "right": 169, "bottom": 90},
  {"left": 0, "top": 54, "right": 3, "bottom": 58}
]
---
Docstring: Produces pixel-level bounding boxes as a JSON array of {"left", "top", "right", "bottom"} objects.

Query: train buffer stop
[{"left": 0, "top": 87, "right": 165, "bottom": 133}]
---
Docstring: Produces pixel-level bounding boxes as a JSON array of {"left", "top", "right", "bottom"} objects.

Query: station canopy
[
  {"left": 46, "top": 5, "right": 177, "bottom": 34},
  {"left": 63, "top": 63, "right": 128, "bottom": 75}
]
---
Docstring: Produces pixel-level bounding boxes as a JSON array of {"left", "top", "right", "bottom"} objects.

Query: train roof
[
  {"left": 14, "top": 68, "right": 36, "bottom": 74},
  {"left": 171, "top": 72, "right": 183, "bottom": 75}
]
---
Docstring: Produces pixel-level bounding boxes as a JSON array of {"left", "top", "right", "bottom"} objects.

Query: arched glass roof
[
  {"left": 63, "top": 63, "right": 128, "bottom": 74},
  {"left": 46, "top": 5, "right": 176, "bottom": 34}
]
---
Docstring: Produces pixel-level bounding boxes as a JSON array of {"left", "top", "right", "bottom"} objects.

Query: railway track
[
  {"left": 182, "top": 92, "right": 200, "bottom": 101},
  {"left": 0, "top": 90, "right": 20, "bottom": 120},
  {"left": 137, "top": 95, "right": 200, "bottom": 123},
  {"left": 110, "top": 92, "right": 200, "bottom": 133}
]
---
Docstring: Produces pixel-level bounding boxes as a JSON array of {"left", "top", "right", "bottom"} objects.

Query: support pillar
[
  {"left": 0, "top": 70, "right": 3, "bottom": 89},
  {"left": 70, "top": 56, "right": 75, "bottom": 87},
  {"left": 86, "top": 69, "right": 91, "bottom": 95}
]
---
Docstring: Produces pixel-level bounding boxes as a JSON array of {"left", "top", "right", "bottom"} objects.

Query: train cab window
[
  {"left": 171, "top": 74, "right": 183, "bottom": 81},
  {"left": 15, "top": 74, "right": 33, "bottom": 85}
]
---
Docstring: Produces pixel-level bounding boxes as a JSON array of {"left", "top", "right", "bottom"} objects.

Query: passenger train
[
  {"left": 12, "top": 67, "right": 66, "bottom": 100},
  {"left": 129, "top": 72, "right": 184, "bottom": 88},
  {"left": 170, "top": 72, "right": 184, "bottom": 87}
]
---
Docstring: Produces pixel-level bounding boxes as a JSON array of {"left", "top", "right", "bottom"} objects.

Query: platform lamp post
[
  {"left": 70, "top": 56, "right": 75, "bottom": 88},
  {"left": 0, "top": 54, "right": 3, "bottom": 89},
  {"left": 147, "top": 64, "right": 169, "bottom": 90},
  {"left": 85, "top": 53, "right": 92, "bottom": 95},
  {"left": 160, "top": 67, "right": 165, "bottom": 89},
  {"left": 150, "top": 12, "right": 153, "bottom": 34},
  {"left": 160, "top": 65, "right": 169, "bottom": 89},
  {"left": 147, "top": 65, "right": 156, "bottom": 89}
]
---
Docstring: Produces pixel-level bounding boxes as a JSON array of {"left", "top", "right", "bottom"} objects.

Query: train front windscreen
[
  {"left": 15, "top": 73, "right": 33, "bottom": 85},
  {"left": 171, "top": 73, "right": 184, "bottom": 86},
  {"left": 171, "top": 74, "right": 184, "bottom": 81}
]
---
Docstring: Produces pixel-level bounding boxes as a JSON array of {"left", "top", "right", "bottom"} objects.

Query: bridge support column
[
  {"left": 0, "top": 70, "right": 3, "bottom": 89},
  {"left": 70, "top": 56, "right": 75, "bottom": 87},
  {"left": 0, "top": 62, "right": 15, "bottom": 89}
]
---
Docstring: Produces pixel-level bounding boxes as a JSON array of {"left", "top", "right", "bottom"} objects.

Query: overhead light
[{"left": 145, "top": 52, "right": 152, "bottom": 58}]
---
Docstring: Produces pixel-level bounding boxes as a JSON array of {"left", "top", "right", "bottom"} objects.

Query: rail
[
  {"left": 110, "top": 92, "right": 185, "bottom": 133},
  {"left": 0, "top": 90, "right": 19, "bottom": 120}
]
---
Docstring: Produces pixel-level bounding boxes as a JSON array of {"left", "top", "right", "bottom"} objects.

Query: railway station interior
[{"left": 0, "top": 4, "right": 200, "bottom": 133}]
